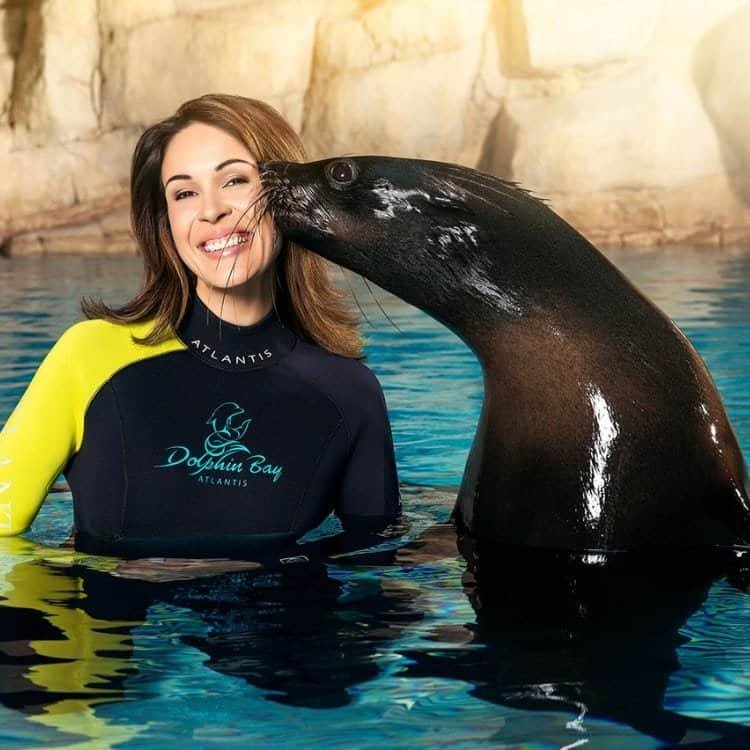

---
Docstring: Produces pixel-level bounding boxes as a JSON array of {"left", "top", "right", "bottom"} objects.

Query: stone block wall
[{"left": 0, "top": 0, "right": 748, "bottom": 254}]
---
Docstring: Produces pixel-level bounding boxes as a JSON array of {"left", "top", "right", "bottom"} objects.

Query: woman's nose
[{"left": 198, "top": 194, "right": 231, "bottom": 223}]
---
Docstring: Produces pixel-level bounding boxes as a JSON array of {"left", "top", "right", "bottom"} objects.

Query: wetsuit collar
[{"left": 177, "top": 293, "right": 296, "bottom": 371}]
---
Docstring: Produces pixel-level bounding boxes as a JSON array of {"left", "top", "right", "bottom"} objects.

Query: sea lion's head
[{"left": 260, "top": 156, "right": 541, "bottom": 333}]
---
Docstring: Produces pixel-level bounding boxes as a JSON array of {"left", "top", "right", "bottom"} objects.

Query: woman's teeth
[{"left": 202, "top": 233, "right": 249, "bottom": 253}]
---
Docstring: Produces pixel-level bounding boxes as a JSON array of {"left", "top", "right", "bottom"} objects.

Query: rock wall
[{"left": 1, "top": 0, "right": 748, "bottom": 254}]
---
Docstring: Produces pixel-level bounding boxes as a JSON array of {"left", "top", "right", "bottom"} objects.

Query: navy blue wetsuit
[{"left": 0, "top": 294, "right": 401, "bottom": 559}]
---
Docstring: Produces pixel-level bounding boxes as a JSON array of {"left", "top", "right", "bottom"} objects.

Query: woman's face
[{"left": 161, "top": 121, "right": 279, "bottom": 295}]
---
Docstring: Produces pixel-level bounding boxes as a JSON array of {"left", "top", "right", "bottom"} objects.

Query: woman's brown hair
[{"left": 82, "top": 94, "right": 363, "bottom": 358}]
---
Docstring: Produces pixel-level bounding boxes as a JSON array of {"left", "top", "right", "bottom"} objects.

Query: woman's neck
[{"left": 195, "top": 275, "right": 274, "bottom": 326}]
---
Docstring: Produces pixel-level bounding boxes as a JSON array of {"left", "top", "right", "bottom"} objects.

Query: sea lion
[{"left": 260, "top": 156, "right": 750, "bottom": 552}]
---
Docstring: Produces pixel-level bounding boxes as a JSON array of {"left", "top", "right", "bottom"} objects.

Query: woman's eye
[
  {"left": 224, "top": 177, "right": 250, "bottom": 187},
  {"left": 172, "top": 177, "right": 248, "bottom": 201},
  {"left": 225, "top": 176, "right": 249, "bottom": 187}
]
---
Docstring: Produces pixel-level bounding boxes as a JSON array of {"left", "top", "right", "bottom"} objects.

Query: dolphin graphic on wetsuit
[{"left": 204, "top": 402, "right": 252, "bottom": 458}]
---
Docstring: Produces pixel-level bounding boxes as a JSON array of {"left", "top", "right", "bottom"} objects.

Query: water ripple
[{"left": 1, "top": 250, "right": 749, "bottom": 748}]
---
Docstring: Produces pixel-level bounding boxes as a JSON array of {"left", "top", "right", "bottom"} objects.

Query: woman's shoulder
[
  {"left": 287, "top": 339, "right": 387, "bottom": 415},
  {"left": 48, "top": 318, "right": 184, "bottom": 379},
  {"left": 53, "top": 317, "right": 164, "bottom": 354},
  {"left": 47, "top": 318, "right": 122, "bottom": 359},
  {"left": 292, "top": 338, "right": 382, "bottom": 385},
  {"left": 62, "top": 316, "right": 183, "bottom": 345},
  {"left": 57, "top": 317, "right": 125, "bottom": 343}
]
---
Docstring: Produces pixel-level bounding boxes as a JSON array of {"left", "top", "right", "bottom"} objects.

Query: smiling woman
[
  {"left": 0, "top": 94, "right": 402, "bottom": 566},
  {"left": 160, "top": 123, "right": 280, "bottom": 321}
]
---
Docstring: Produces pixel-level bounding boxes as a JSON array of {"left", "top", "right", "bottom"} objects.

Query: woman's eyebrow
[
  {"left": 215, "top": 158, "right": 255, "bottom": 172},
  {"left": 164, "top": 159, "right": 255, "bottom": 188}
]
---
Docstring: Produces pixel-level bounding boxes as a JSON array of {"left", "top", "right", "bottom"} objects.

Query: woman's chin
[{"left": 196, "top": 269, "right": 266, "bottom": 293}]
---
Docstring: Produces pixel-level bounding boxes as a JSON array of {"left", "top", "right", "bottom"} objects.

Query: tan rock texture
[
  {"left": 301, "top": 0, "right": 504, "bottom": 164},
  {"left": 693, "top": 3, "right": 750, "bottom": 206},
  {"left": 0, "top": 0, "right": 748, "bottom": 255},
  {"left": 505, "top": 0, "right": 661, "bottom": 74}
]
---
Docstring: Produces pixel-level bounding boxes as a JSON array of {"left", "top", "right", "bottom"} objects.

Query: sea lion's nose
[
  {"left": 258, "top": 161, "right": 316, "bottom": 215},
  {"left": 258, "top": 160, "right": 291, "bottom": 185},
  {"left": 258, "top": 162, "right": 286, "bottom": 210}
]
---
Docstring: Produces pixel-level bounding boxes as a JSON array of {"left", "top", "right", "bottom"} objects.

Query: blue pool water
[{"left": 0, "top": 248, "right": 749, "bottom": 748}]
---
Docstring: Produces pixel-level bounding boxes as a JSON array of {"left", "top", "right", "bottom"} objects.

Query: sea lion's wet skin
[{"left": 261, "top": 156, "right": 750, "bottom": 552}]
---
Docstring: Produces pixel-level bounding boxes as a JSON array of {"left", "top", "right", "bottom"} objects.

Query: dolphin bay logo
[{"left": 154, "top": 401, "right": 283, "bottom": 486}]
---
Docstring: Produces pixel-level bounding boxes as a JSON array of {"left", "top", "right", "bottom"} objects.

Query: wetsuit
[{"left": 0, "top": 295, "right": 401, "bottom": 558}]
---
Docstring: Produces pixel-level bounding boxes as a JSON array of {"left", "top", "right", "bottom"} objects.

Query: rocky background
[{"left": 0, "top": 0, "right": 748, "bottom": 255}]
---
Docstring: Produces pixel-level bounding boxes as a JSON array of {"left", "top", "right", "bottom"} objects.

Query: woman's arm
[
  {"left": 308, "top": 372, "right": 405, "bottom": 559},
  {"left": 0, "top": 327, "right": 81, "bottom": 536},
  {"left": 337, "top": 367, "right": 401, "bottom": 520}
]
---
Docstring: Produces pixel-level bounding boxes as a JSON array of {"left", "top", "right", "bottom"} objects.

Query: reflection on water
[
  {"left": 0, "top": 249, "right": 749, "bottom": 748},
  {"left": 400, "top": 538, "right": 750, "bottom": 748}
]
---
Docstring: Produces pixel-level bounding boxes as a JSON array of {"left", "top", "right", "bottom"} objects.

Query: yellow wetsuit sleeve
[
  {"left": 0, "top": 320, "right": 186, "bottom": 536},
  {"left": 0, "top": 325, "right": 84, "bottom": 535}
]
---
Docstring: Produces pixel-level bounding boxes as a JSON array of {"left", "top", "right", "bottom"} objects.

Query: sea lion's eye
[{"left": 326, "top": 159, "right": 358, "bottom": 188}]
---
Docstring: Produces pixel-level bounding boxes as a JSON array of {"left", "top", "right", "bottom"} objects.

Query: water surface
[{"left": 0, "top": 248, "right": 749, "bottom": 749}]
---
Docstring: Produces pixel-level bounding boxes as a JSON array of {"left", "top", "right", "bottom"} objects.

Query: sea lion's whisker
[
  {"left": 220, "top": 201, "right": 273, "bottom": 324},
  {"left": 231, "top": 188, "right": 274, "bottom": 237},
  {"left": 299, "top": 183, "right": 334, "bottom": 223},
  {"left": 209, "top": 190, "right": 273, "bottom": 335},
  {"left": 431, "top": 175, "right": 522, "bottom": 206},
  {"left": 258, "top": 169, "right": 280, "bottom": 184},
  {"left": 360, "top": 275, "right": 402, "bottom": 333},
  {"left": 339, "top": 267, "right": 373, "bottom": 328},
  {"left": 219, "top": 237, "right": 242, "bottom": 327},
  {"left": 435, "top": 168, "right": 548, "bottom": 206}
]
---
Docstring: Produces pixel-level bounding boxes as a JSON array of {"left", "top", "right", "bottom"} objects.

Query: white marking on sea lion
[
  {"left": 465, "top": 266, "right": 524, "bottom": 317},
  {"left": 420, "top": 219, "right": 524, "bottom": 316},
  {"left": 371, "top": 180, "right": 432, "bottom": 219},
  {"left": 424, "top": 219, "right": 523, "bottom": 315},
  {"left": 583, "top": 385, "right": 619, "bottom": 528},
  {"left": 434, "top": 223, "right": 480, "bottom": 252}
]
